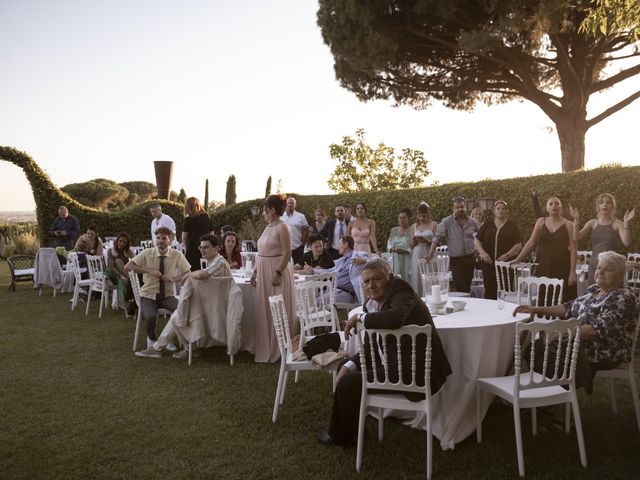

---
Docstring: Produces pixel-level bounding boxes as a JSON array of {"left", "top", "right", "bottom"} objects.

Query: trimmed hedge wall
[
  {"left": 210, "top": 165, "right": 640, "bottom": 254},
  {"left": 3, "top": 145, "right": 639, "bottom": 254},
  {"left": 0, "top": 146, "right": 185, "bottom": 245}
]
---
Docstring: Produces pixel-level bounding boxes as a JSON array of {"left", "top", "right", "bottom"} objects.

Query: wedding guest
[
  {"left": 410, "top": 202, "right": 438, "bottom": 295},
  {"left": 281, "top": 196, "right": 309, "bottom": 266},
  {"left": 251, "top": 194, "right": 297, "bottom": 363},
  {"left": 474, "top": 200, "right": 523, "bottom": 299},
  {"left": 347, "top": 202, "right": 378, "bottom": 254},
  {"left": 570, "top": 193, "right": 635, "bottom": 284},
  {"left": 387, "top": 208, "right": 412, "bottom": 281},
  {"left": 470, "top": 207, "right": 486, "bottom": 227},
  {"left": 513, "top": 196, "right": 577, "bottom": 300},
  {"left": 74, "top": 224, "right": 104, "bottom": 257},
  {"left": 295, "top": 234, "right": 334, "bottom": 273},
  {"left": 182, "top": 197, "right": 214, "bottom": 272},
  {"left": 311, "top": 207, "right": 327, "bottom": 235},
  {"left": 221, "top": 231, "right": 242, "bottom": 269},
  {"left": 321, "top": 205, "right": 350, "bottom": 259},
  {"left": 106, "top": 232, "right": 135, "bottom": 306},
  {"left": 150, "top": 203, "right": 176, "bottom": 247},
  {"left": 49, "top": 205, "right": 80, "bottom": 251}
]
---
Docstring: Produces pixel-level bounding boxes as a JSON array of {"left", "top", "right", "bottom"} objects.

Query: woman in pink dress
[
  {"left": 347, "top": 202, "right": 378, "bottom": 254},
  {"left": 250, "top": 194, "right": 297, "bottom": 363}
]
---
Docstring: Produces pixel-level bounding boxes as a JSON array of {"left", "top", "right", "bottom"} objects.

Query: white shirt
[
  {"left": 151, "top": 213, "right": 177, "bottom": 246},
  {"left": 332, "top": 220, "right": 347, "bottom": 250},
  {"left": 281, "top": 210, "right": 309, "bottom": 249},
  {"left": 344, "top": 298, "right": 381, "bottom": 371}
]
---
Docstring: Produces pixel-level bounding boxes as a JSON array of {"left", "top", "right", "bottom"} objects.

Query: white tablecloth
[{"left": 349, "top": 297, "right": 528, "bottom": 450}]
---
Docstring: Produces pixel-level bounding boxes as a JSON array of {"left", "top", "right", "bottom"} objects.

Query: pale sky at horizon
[{"left": 1, "top": 0, "right": 639, "bottom": 212}]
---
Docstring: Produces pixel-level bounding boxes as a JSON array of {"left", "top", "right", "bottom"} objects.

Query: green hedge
[
  {"left": 210, "top": 165, "right": 640, "bottom": 254},
  {"left": 0, "top": 146, "right": 185, "bottom": 245}
]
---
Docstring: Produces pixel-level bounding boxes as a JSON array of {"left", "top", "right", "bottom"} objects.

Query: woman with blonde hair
[
  {"left": 182, "top": 197, "right": 214, "bottom": 271},
  {"left": 570, "top": 193, "right": 635, "bottom": 284},
  {"left": 409, "top": 202, "right": 438, "bottom": 295}
]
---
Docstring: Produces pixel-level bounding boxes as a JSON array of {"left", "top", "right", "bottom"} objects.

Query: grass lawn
[{"left": 0, "top": 260, "right": 639, "bottom": 479}]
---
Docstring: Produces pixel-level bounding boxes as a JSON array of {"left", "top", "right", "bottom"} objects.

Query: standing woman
[
  {"left": 182, "top": 197, "right": 214, "bottom": 272},
  {"left": 410, "top": 202, "right": 438, "bottom": 295},
  {"left": 221, "top": 231, "right": 242, "bottom": 269},
  {"left": 570, "top": 193, "right": 635, "bottom": 284},
  {"left": 310, "top": 207, "right": 326, "bottom": 235},
  {"left": 513, "top": 196, "right": 577, "bottom": 300},
  {"left": 250, "top": 194, "right": 297, "bottom": 363},
  {"left": 386, "top": 208, "right": 413, "bottom": 281},
  {"left": 474, "top": 201, "right": 523, "bottom": 299},
  {"left": 347, "top": 202, "right": 378, "bottom": 254}
]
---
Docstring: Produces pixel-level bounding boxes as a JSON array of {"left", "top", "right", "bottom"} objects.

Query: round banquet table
[{"left": 348, "top": 297, "right": 529, "bottom": 450}]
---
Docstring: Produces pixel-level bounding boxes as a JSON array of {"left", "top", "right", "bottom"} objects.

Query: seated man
[
  {"left": 159, "top": 234, "right": 233, "bottom": 359},
  {"left": 294, "top": 233, "right": 334, "bottom": 273},
  {"left": 125, "top": 227, "right": 191, "bottom": 358},
  {"left": 317, "top": 258, "right": 452, "bottom": 446},
  {"left": 314, "top": 235, "right": 368, "bottom": 304}
]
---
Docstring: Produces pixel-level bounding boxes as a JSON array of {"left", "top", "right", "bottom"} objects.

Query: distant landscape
[{"left": 0, "top": 211, "right": 36, "bottom": 223}]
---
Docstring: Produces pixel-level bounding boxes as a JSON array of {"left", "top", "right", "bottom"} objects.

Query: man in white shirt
[
  {"left": 149, "top": 202, "right": 177, "bottom": 246},
  {"left": 281, "top": 196, "right": 309, "bottom": 265}
]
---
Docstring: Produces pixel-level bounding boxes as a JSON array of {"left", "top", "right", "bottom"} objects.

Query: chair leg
[
  {"left": 426, "top": 403, "right": 433, "bottom": 480},
  {"left": 628, "top": 367, "right": 640, "bottom": 432},
  {"left": 229, "top": 354, "right": 234, "bottom": 366},
  {"left": 272, "top": 362, "right": 286, "bottom": 423},
  {"left": 98, "top": 291, "right": 105, "bottom": 319},
  {"left": 378, "top": 407, "right": 384, "bottom": 441},
  {"left": 38, "top": 287, "right": 42, "bottom": 296},
  {"left": 570, "top": 394, "right": 588, "bottom": 468},
  {"left": 475, "top": 384, "right": 482, "bottom": 443},
  {"left": 71, "top": 284, "right": 79, "bottom": 310},
  {"left": 356, "top": 394, "right": 367, "bottom": 473},
  {"left": 606, "top": 378, "right": 618, "bottom": 413},
  {"left": 531, "top": 407, "right": 537, "bottom": 436},
  {"left": 294, "top": 370, "right": 300, "bottom": 383},
  {"left": 188, "top": 342, "right": 192, "bottom": 366},
  {"left": 280, "top": 371, "right": 289, "bottom": 405},
  {"left": 513, "top": 404, "right": 525, "bottom": 478},
  {"left": 85, "top": 289, "right": 92, "bottom": 316},
  {"left": 133, "top": 310, "right": 142, "bottom": 352},
  {"left": 565, "top": 403, "right": 571, "bottom": 434}
]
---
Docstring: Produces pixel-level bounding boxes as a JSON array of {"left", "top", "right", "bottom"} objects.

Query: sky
[{"left": 1, "top": 0, "right": 639, "bottom": 212}]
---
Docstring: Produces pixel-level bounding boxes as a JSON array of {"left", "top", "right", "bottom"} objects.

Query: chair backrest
[
  {"left": 626, "top": 253, "right": 640, "bottom": 290},
  {"left": 418, "top": 254, "right": 449, "bottom": 276},
  {"left": 67, "top": 252, "right": 82, "bottom": 282},
  {"left": 303, "top": 271, "right": 337, "bottom": 302},
  {"left": 356, "top": 324, "right": 432, "bottom": 396},
  {"left": 128, "top": 270, "right": 142, "bottom": 308},
  {"left": 517, "top": 276, "right": 564, "bottom": 314},
  {"left": 269, "top": 294, "right": 292, "bottom": 357},
  {"left": 514, "top": 318, "right": 580, "bottom": 392},
  {"left": 495, "top": 261, "right": 517, "bottom": 293},
  {"left": 435, "top": 245, "right": 448, "bottom": 253},
  {"left": 86, "top": 255, "right": 106, "bottom": 288},
  {"left": 577, "top": 250, "right": 592, "bottom": 266},
  {"left": 295, "top": 281, "right": 340, "bottom": 340},
  {"left": 7, "top": 255, "right": 35, "bottom": 272}
]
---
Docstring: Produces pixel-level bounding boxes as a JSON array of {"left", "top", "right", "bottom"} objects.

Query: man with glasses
[
  {"left": 430, "top": 197, "right": 479, "bottom": 293},
  {"left": 125, "top": 227, "right": 191, "bottom": 358}
]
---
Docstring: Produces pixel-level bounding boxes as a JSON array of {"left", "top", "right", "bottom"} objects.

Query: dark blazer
[
  {"left": 354, "top": 277, "right": 451, "bottom": 395},
  {"left": 321, "top": 218, "right": 350, "bottom": 254}
]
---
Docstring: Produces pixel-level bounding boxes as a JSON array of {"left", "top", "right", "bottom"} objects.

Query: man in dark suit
[
  {"left": 321, "top": 204, "right": 350, "bottom": 260},
  {"left": 317, "top": 258, "right": 452, "bottom": 446}
]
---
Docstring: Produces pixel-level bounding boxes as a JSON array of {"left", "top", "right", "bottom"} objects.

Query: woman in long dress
[
  {"left": 250, "top": 194, "right": 297, "bottom": 363},
  {"left": 386, "top": 207, "right": 412, "bottom": 281},
  {"left": 182, "top": 197, "right": 214, "bottom": 271},
  {"left": 410, "top": 202, "right": 437, "bottom": 295},
  {"left": 570, "top": 193, "right": 635, "bottom": 284},
  {"left": 347, "top": 202, "right": 377, "bottom": 254},
  {"left": 513, "top": 196, "right": 577, "bottom": 301}
]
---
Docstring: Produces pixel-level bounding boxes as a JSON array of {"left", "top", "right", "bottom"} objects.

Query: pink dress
[
  {"left": 350, "top": 222, "right": 372, "bottom": 254},
  {"left": 254, "top": 222, "right": 297, "bottom": 363}
]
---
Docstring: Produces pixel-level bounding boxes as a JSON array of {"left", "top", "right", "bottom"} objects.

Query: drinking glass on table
[{"left": 497, "top": 290, "right": 505, "bottom": 309}]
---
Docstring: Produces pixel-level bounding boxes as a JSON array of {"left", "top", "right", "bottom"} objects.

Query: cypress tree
[{"left": 225, "top": 175, "right": 236, "bottom": 206}]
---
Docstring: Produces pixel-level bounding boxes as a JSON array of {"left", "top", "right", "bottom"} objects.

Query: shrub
[{"left": 13, "top": 232, "right": 39, "bottom": 255}]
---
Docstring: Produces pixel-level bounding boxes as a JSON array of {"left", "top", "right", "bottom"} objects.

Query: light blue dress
[{"left": 387, "top": 226, "right": 412, "bottom": 281}]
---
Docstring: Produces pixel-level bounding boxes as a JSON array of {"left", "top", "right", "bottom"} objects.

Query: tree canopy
[
  {"left": 317, "top": 0, "right": 640, "bottom": 172},
  {"left": 327, "top": 128, "right": 429, "bottom": 193},
  {"left": 61, "top": 179, "right": 177, "bottom": 210}
]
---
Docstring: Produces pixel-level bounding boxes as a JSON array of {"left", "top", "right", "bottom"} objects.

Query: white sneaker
[
  {"left": 147, "top": 338, "right": 155, "bottom": 349},
  {"left": 135, "top": 348, "right": 162, "bottom": 359},
  {"left": 166, "top": 343, "right": 178, "bottom": 353}
]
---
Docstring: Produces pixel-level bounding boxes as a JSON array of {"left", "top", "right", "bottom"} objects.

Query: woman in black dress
[
  {"left": 513, "top": 196, "right": 577, "bottom": 301},
  {"left": 474, "top": 200, "right": 523, "bottom": 299},
  {"left": 182, "top": 197, "right": 214, "bottom": 271}
]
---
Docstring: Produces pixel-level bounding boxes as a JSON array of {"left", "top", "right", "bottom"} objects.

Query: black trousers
[
  {"left": 140, "top": 295, "right": 178, "bottom": 341},
  {"left": 291, "top": 244, "right": 305, "bottom": 266},
  {"left": 450, "top": 254, "right": 475, "bottom": 293}
]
